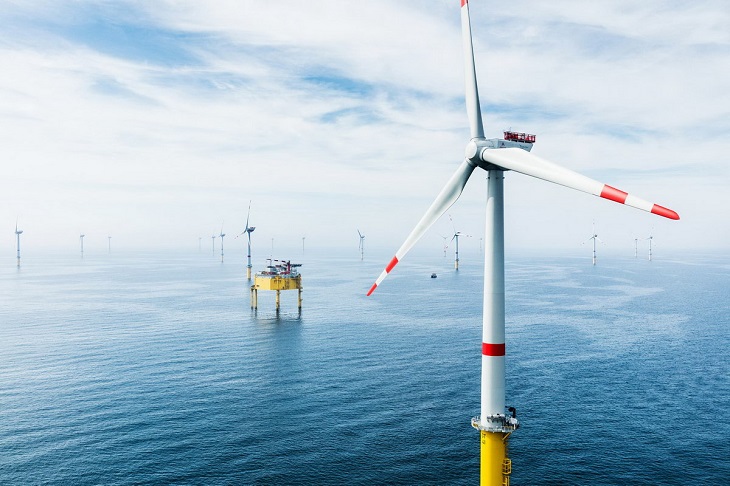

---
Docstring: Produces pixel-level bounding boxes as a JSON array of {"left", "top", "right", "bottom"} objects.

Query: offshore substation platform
[{"left": 250, "top": 259, "right": 302, "bottom": 312}]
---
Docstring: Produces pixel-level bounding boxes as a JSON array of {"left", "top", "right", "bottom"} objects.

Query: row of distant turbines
[
  {"left": 79, "top": 234, "right": 113, "bottom": 257},
  {"left": 198, "top": 202, "right": 257, "bottom": 276},
  {"left": 584, "top": 223, "right": 659, "bottom": 265},
  {"left": 356, "top": 219, "right": 661, "bottom": 270},
  {"left": 12, "top": 221, "right": 114, "bottom": 268}
]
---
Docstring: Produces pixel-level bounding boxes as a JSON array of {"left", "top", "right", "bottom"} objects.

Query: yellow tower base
[
  {"left": 473, "top": 415, "right": 516, "bottom": 486},
  {"left": 480, "top": 431, "right": 512, "bottom": 485}
]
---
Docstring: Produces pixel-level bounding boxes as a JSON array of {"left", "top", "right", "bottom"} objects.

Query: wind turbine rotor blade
[
  {"left": 245, "top": 201, "right": 251, "bottom": 231},
  {"left": 461, "top": 0, "right": 484, "bottom": 139},
  {"left": 479, "top": 148, "right": 679, "bottom": 220},
  {"left": 367, "top": 159, "right": 476, "bottom": 296}
]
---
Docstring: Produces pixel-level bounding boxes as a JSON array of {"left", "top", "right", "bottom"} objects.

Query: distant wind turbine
[
  {"left": 80, "top": 234, "right": 85, "bottom": 257},
  {"left": 647, "top": 234, "right": 654, "bottom": 261},
  {"left": 211, "top": 234, "right": 216, "bottom": 254},
  {"left": 108, "top": 236, "right": 112, "bottom": 254},
  {"left": 302, "top": 236, "right": 306, "bottom": 253},
  {"left": 449, "top": 215, "right": 471, "bottom": 270},
  {"left": 219, "top": 223, "right": 226, "bottom": 263},
  {"left": 358, "top": 230, "right": 365, "bottom": 260},
  {"left": 634, "top": 237, "right": 638, "bottom": 258},
  {"left": 15, "top": 219, "right": 23, "bottom": 268},
  {"left": 583, "top": 222, "right": 602, "bottom": 265},
  {"left": 235, "top": 201, "right": 256, "bottom": 279},
  {"left": 440, "top": 234, "right": 449, "bottom": 257}
]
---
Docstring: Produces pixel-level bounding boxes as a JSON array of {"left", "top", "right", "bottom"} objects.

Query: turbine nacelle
[{"left": 465, "top": 136, "right": 535, "bottom": 168}]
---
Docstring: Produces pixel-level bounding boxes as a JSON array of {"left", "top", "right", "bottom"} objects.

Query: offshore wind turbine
[
  {"left": 584, "top": 222, "right": 602, "bottom": 265},
  {"left": 80, "top": 234, "right": 85, "bottom": 257},
  {"left": 367, "top": 1, "right": 679, "bottom": 484},
  {"left": 634, "top": 237, "right": 639, "bottom": 258},
  {"left": 647, "top": 234, "right": 654, "bottom": 261},
  {"left": 236, "top": 201, "right": 256, "bottom": 279},
  {"left": 108, "top": 236, "right": 111, "bottom": 254},
  {"left": 440, "top": 234, "right": 449, "bottom": 257},
  {"left": 219, "top": 224, "right": 226, "bottom": 263},
  {"left": 211, "top": 234, "right": 216, "bottom": 254},
  {"left": 358, "top": 230, "right": 365, "bottom": 260},
  {"left": 15, "top": 219, "right": 23, "bottom": 268},
  {"left": 449, "top": 215, "right": 471, "bottom": 270}
]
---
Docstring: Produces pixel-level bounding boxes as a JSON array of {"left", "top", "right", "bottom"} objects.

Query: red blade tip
[{"left": 651, "top": 204, "right": 680, "bottom": 220}]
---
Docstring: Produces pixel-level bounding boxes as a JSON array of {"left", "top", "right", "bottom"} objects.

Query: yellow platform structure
[
  {"left": 250, "top": 259, "right": 302, "bottom": 311},
  {"left": 472, "top": 413, "right": 518, "bottom": 485}
]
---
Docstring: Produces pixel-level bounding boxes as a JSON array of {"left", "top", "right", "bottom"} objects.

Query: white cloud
[{"left": 0, "top": 0, "right": 727, "bottom": 258}]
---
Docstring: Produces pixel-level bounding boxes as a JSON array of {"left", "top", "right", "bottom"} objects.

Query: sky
[{"left": 1, "top": 0, "right": 728, "bottom": 258}]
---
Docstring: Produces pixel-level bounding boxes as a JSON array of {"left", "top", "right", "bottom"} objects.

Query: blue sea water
[{"left": 0, "top": 249, "right": 728, "bottom": 485}]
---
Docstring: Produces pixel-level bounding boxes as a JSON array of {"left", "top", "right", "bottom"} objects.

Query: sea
[{"left": 1, "top": 248, "right": 728, "bottom": 485}]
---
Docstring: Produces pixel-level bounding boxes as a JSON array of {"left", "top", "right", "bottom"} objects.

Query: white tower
[{"left": 15, "top": 221, "right": 23, "bottom": 268}]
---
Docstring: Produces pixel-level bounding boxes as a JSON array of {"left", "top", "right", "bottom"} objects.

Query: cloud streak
[{"left": 1, "top": 0, "right": 728, "bottom": 255}]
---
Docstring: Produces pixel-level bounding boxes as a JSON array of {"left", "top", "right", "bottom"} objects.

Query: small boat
[{"left": 431, "top": 273, "right": 437, "bottom": 278}]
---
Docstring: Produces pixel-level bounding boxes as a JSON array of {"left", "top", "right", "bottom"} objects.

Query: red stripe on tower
[
  {"left": 482, "top": 343, "right": 505, "bottom": 356},
  {"left": 600, "top": 185, "right": 628, "bottom": 204},
  {"left": 461, "top": 0, "right": 468, "bottom": 7},
  {"left": 651, "top": 204, "right": 680, "bottom": 220}
]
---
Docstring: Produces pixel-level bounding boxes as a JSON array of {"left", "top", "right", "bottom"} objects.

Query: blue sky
[{"left": 1, "top": 0, "right": 728, "bottom": 257}]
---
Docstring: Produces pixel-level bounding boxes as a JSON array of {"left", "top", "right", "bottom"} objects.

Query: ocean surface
[{"left": 1, "top": 248, "right": 728, "bottom": 485}]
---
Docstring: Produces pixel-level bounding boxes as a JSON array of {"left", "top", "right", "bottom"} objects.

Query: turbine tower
[
  {"left": 358, "top": 230, "right": 365, "bottom": 260},
  {"left": 15, "top": 220, "right": 23, "bottom": 268},
  {"left": 449, "top": 215, "right": 471, "bottom": 270},
  {"left": 108, "top": 236, "right": 111, "bottom": 254},
  {"left": 302, "top": 236, "right": 306, "bottom": 253},
  {"left": 236, "top": 201, "right": 256, "bottom": 279},
  {"left": 80, "top": 234, "right": 85, "bottom": 257},
  {"left": 584, "top": 222, "right": 602, "bottom": 265},
  {"left": 219, "top": 224, "right": 225, "bottom": 263},
  {"left": 647, "top": 234, "right": 654, "bottom": 261},
  {"left": 366, "top": 2, "right": 679, "bottom": 484},
  {"left": 211, "top": 234, "right": 216, "bottom": 254},
  {"left": 634, "top": 237, "right": 638, "bottom": 258}
]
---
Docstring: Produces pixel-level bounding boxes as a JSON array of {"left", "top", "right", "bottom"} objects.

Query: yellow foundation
[
  {"left": 480, "top": 430, "right": 511, "bottom": 486},
  {"left": 250, "top": 273, "right": 302, "bottom": 311}
]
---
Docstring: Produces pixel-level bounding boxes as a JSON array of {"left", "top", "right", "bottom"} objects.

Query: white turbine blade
[
  {"left": 480, "top": 148, "right": 680, "bottom": 220},
  {"left": 368, "top": 159, "right": 476, "bottom": 296},
  {"left": 245, "top": 200, "right": 252, "bottom": 231},
  {"left": 461, "top": 0, "right": 484, "bottom": 139}
]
